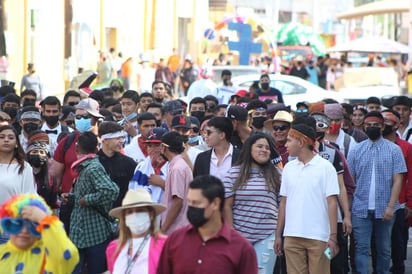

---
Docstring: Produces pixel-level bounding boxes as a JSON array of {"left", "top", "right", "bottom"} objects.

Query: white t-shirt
[
  {"left": 186, "top": 79, "right": 218, "bottom": 102},
  {"left": 281, "top": 154, "right": 339, "bottom": 242},
  {"left": 0, "top": 162, "right": 36, "bottom": 205},
  {"left": 112, "top": 237, "right": 150, "bottom": 274}
]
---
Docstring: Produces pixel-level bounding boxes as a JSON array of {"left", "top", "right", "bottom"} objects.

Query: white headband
[{"left": 100, "top": 131, "right": 124, "bottom": 141}]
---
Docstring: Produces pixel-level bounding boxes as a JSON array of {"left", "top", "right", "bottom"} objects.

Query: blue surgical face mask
[
  {"left": 125, "top": 112, "right": 138, "bottom": 121},
  {"left": 188, "top": 135, "right": 202, "bottom": 145},
  {"left": 75, "top": 118, "right": 92, "bottom": 132}
]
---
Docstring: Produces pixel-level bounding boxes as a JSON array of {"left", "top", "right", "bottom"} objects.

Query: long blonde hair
[{"left": 112, "top": 206, "right": 159, "bottom": 259}]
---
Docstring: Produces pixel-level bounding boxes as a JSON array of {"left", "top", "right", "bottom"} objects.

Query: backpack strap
[
  {"left": 63, "top": 132, "right": 77, "bottom": 153},
  {"left": 405, "top": 128, "right": 412, "bottom": 142},
  {"left": 343, "top": 133, "right": 350, "bottom": 158}
]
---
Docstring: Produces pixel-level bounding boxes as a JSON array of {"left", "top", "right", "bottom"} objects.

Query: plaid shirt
[
  {"left": 347, "top": 137, "right": 406, "bottom": 219},
  {"left": 69, "top": 157, "right": 119, "bottom": 248}
]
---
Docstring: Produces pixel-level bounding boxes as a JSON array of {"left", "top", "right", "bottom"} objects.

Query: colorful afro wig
[{"left": 0, "top": 193, "right": 52, "bottom": 219}]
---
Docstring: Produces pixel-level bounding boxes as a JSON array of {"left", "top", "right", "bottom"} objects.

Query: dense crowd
[{"left": 0, "top": 58, "right": 410, "bottom": 274}]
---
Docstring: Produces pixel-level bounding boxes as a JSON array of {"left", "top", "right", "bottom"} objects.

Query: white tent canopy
[{"left": 327, "top": 36, "right": 410, "bottom": 54}]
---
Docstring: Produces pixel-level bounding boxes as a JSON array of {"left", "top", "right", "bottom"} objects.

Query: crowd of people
[{"left": 0, "top": 57, "right": 410, "bottom": 274}]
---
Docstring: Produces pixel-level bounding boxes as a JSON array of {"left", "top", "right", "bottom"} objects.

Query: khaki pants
[{"left": 284, "top": 236, "right": 330, "bottom": 274}]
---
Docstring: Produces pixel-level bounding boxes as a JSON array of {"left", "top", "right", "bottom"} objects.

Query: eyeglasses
[
  {"left": 75, "top": 113, "right": 91, "bottom": 120},
  {"left": 1, "top": 217, "right": 40, "bottom": 237},
  {"left": 273, "top": 125, "right": 289, "bottom": 131},
  {"left": 316, "top": 122, "right": 329, "bottom": 129}
]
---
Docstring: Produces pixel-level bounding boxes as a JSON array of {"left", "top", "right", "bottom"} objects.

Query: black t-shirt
[{"left": 255, "top": 88, "right": 284, "bottom": 104}]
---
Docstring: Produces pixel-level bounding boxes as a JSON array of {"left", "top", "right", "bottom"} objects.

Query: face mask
[
  {"left": 190, "top": 111, "right": 205, "bottom": 121},
  {"left": 181, "top": 135, "right": 189, "bottom": 143},
  {"left": 329, "top": 123, "right": 341, "bottom": 135},
  {"left": 188, "top": 135, "right": 202, "bottom": 145},
  {"left": 187, "top": 206, "right": 208, "bottom": 228},
  {"left": 156, "top": 120, "right": 161, "bottom": 127},
  {"left": 125, "top": 112, "right": 138, "bottom": 121},
  {"left": 44, "top": 115, "right": 59, "bottom": 127},
  {"left": 125, "top": 212, "right": 151, "bottom": 235},
  {"left": 316, "top": 131, "right": 325, "bottom": 140},
  {"left": 23, "top": 122, "right": 39, "bottom": 134},
  {"left": 252, "top": 117, "right": 266, "bottom": 129},
  {"left": 261, "top": 82, "right": 269, "bottom": 90},
  {"left": 75, "top": 118, "right": 92, "bottom": 133},
  {"left": 223, "top": 79, "right": 229, "bottom": 86},
  {"left": 3, "top": 107, "right": 17, "bottom": 119},
  {"left": 28, "top": 154, "right": 47, "bottom": 168},
  {"left": 382, "top": 125, "right": 394, "bottom": 137},
  {"left": 365, "top": 126, "right": 382, "bottom": 141}
]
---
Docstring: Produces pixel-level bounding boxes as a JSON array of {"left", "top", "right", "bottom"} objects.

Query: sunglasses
[
  {"left": 273, "top": 125, "right": 289, "bottom": 131},
  {"left": 67, "top": 101, "right": 79, "bottom": 106},
  {"left": 1, "top": 218, "right": 40, "bottom": 237},
  {"left": 316, "top": 122, "right": 329, "bottom": 129},
  {"left": 296, "top": 109, "right": 308, "bottom": 113},
  {"left": 75, "top": 113, "right": 91, "bottom": 120},
  {"left": 192, "top": 127, "right": 199, "bottom": 133}
]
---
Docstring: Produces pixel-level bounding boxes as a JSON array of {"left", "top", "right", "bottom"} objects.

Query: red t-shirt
[
  {"left": 157, "top": 222, "right": 258, "bottom": 274},
  {"left": 53, "top": 132, "right": 80, "bottom": 193}
]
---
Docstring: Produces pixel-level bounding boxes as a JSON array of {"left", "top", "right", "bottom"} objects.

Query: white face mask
[{"left": 125, "top": 211, "right": 151, "bottom": 235}]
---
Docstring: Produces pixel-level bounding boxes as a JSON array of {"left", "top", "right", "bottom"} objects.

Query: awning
[
  {"left": 327, "top": 36, "right": 410, "bottom": 54},
  {"left": 336, "top": 0, "right": 409, "bottom": 20}
]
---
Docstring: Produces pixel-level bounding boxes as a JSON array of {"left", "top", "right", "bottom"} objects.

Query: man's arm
[
  {"left": 161, "top": 196, "right": 183, "bottom": 233},
  {"left": 327, "top": 195, "right": 339, "bottom": 256},
  {"left": 337, "top": 174, "right": 352, "bottom": 235},
  {"left": 223, "top": 196, "right": 234, "bottom": 227},
  {"left": 275, "top": 196, "right": 286, "bottom": 256},
  {"left": 384, "top": 173, "right": 403, "bottom": 221},
  {"left": 52, "top": 160, "right": 64, "bottom": 193}
]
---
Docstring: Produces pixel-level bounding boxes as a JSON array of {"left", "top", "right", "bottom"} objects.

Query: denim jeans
[
  {"left": 254, "top": 232, "right": 276, "bottom": 274},
  {"left": 352, "top": 210, "right": 394, "bottom": 274},
  {"left": 73, "top": 239, "right": 110, "bottom": 274}
]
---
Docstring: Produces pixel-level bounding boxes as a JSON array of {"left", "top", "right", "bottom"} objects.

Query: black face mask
[
  {"left": 28, "top": 154, "right": 47, "bottom": 168},
  {"left": 223, "top": 79, "right": 229, "bottom": 86},
  {"left": 3, "top": 107, "right": 18, "bottom": 119},
  {"left": 44, "top": 115, "right": 59, "bottom": 127},
  {"left": 382, "top": 125, "right": 395, "bottom": 137},
  {"left": 187, "top": 206, "right": 208, "bottom": 228},
  {"left": 252, "top": 117, "right": 266, "bottom": 129},
  {"left": 365, "top": 127, "right": 381, "bottom": 141},
  {"left": 155, "top": 120, "right": 161, "bottom": 127},
  {"left": 261, "top": 83, "right": 270, "bottom": 90},
  {"left": 190, "top": 111, "right": 205, "bottom": 121},
  {"left": 23, "top": 122, "right": 39, "bottom": 134}
]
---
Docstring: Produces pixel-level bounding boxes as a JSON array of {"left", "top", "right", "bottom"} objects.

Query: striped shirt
[
  {"left": 347, "top": 137, "right": 407, "bottom": 219},
  {"left": 223, "top": 166, "right": 279, "bottom": 243}
]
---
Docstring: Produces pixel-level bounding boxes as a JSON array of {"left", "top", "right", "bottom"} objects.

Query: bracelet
[
  {"left": 329, "top": 238, "right": 338, "bottom": 244},
  {"left": 36, "top": 215, "right": 59, "bottom": 233}
]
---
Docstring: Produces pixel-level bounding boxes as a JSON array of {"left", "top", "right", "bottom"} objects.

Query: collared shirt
[
  {"left": 162, "top": 154, "right": 193, "bottom": 234},
  {"left": 398, "top": 121, "right": 412, "bottom": 143},
  {"left": 41, "top": 122, "right": 72, "bottom": 157},
  {"left": 347, "top": 137, "right": 407, "bottom": 219},
  {"left": 281, "top": 154, "right": 339, "bottom": 242},
  {"left": 156, "top": 222, "right": 258, "bottom": 274},
  {"left": 69, "top": 157, "right": 119, "bottom": 248},
  {"left": 210, "top": 144, "right": 234, "bottom": 180}
]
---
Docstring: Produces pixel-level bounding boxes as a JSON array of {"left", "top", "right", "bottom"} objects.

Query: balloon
[{"left": 203, "top": 28, "right": 215, "bottom": 40}]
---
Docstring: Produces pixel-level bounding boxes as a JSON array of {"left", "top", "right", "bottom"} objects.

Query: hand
[
  {"left": 79, "top": 197, "right": 86, "bottom": 208},
  {"left": 149, "top": 175, "right": 164, "bottom": 187},
  {"left": 326, "top": 238, "right": 339, "bottom": 259},
  {"left": 342, "top": 216, "right": 352, "bottom": 235},
  {"left": 21, "top": 206, "right": 47, "bottom": 223},
  {"left": 383, "top": 206, "right": 394, "bottom": 221},
  {"left": 274, "top": 237, "right": 283, "bottom": 256},
  {"left": 60, "top": 193, "right": 71, "bottom": 204},
  {"left": 123, "top": 120, "right": 137, "bottom": 137},
  {"left": 405, "top": 207, "right": 412, "bottom": 219}
]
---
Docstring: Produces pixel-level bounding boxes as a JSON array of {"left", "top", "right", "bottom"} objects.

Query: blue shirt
[
  {"left": 305, "top": 66, "right": 319, "bottom": 86},
  {"left": 347, "top": 137, "right": 406, "bottom": 218}
]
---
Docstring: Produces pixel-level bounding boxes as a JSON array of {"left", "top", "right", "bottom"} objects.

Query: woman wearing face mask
[
  {"left": 223, "top": 133, "right": 281, "bottom": 274},
  {"left": 26, "top": 131, "right": 58, "bottom": 211},
  {"left": 0, "top": 125, "right": 36, "bottom": 244},
  {"left": 106, "top": 189, "right": 167, "bottom": 274}
]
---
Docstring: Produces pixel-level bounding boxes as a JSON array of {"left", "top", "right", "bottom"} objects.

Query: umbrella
[
  {"left": 276, "top": 22, "right": 326, "bottom": 56},
  {"left": 327, "top": 36, "right": 409, "bottom": 54}
]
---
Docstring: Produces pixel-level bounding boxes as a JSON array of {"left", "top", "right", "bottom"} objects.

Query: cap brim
[
  {"left": 109, "top": 202, "right": 166, "bottom": 218},
  {"left": 87, "top": 110, "right": 104, "bottom": 119},
  {"left": 143, "top": 140, "right": 162, "bottom": 143}
]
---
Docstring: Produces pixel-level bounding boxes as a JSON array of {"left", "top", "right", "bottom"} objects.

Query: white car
[
  {"left": 334, "top": 67, "right": 401, "bottom": 105},
  {"left": 210, "top": 66, "right": 260, "bottom": 85},
  {"left": 231, "top": 74, "right": 343, "bottom": 109}
]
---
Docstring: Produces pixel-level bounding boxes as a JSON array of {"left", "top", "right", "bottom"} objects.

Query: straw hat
[{"left": 109, "top": 189, "right": 166, "bottom": 218}]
